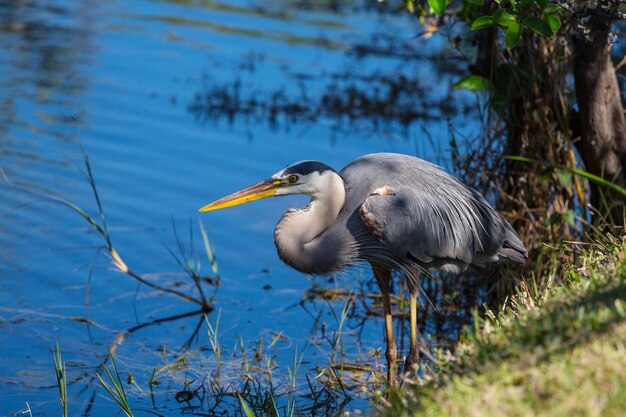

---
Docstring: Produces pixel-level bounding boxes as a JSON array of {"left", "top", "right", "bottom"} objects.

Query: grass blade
[
  {"left": 205, "top": 310, "right": 222, "bottom": 364},
  {"left": 503, "top": 155, "right": 626, "bottom": 197},
  {"left": 52, "top": 339, "right": 68, "bottom": 417},
  {"left": 199, "top": 220, "right": 219, "bottom": 277},
  {"left": 98, "top": 350, "right": 134, "bottom": 417},
  {"left": 238, "top": 394, "right": 257, "bottom": 417}
]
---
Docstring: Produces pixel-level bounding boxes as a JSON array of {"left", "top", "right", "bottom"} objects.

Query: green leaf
[
  {"left": 510, "top": 0, "right": 532, "bottom": 11},
  {"left": 535, "top": 0, "right": 547, "bottom": 8},
  {"left": 544, "top": 4, "right": 561, "bottom": 13},
  {"left": 427, "top": 0, "right": 446, "bottom": 15},
  {"left": 563, "top": 209, "right": 576, "bottom": 227},
  {"left": 556, "top": 169, "right": 572, "bottom": 189},
  {"left": 465, "top": 0, "right": 484, "bottom": 5},
  {"left": 239, "top": 396, "right": 257, "bottom": 417},
  {"left": 546, "top": 14, "right": 561, "bottom": 32},
  {"left": 453, "top": 75, "right": 494, "bottom": 92},
  {"left": 491, "top": 92, "right": 510, "bottom": 115},
  {"left": 525, "top": 16, "right": 553, "bottom": 37},
  {"left": 471, "top": 16, "right": 495, "bottom": 30},
  {"left": 492, "top": 8, "right": 517, "bottom": 27},
  {"left": 505, "top": 21, "right": 523, "bottom": 49}
]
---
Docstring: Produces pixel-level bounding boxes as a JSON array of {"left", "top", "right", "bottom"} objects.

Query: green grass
[
  {"left": 97, "top": 350, "right": 134, "bottom": 417},
  {"left": 52, "top": 339, "right": 68, "bottom": 417},
  {"left": 383, "top": 234, "right": 626, "bottom": 417}
]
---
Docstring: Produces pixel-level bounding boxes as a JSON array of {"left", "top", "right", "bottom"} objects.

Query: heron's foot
[{"left": 404, "top": 349, "right": 419, "bottom": 376}]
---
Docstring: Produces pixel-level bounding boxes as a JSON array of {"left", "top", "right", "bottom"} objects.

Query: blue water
[{"left": 0, "top": 0, "right": 474, "bottom": 415}]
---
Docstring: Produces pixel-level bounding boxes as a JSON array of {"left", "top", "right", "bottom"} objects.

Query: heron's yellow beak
[{"left": 198, "top": 179, "right": 284, "bottom": 212}]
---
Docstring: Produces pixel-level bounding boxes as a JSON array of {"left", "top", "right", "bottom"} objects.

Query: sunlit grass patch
[{"left": 383, "top": 233, "right": 626, "bottom": 417}]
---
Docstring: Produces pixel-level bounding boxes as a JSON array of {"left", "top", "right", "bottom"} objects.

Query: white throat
[
  {"left": 280, "top": 171, "right": 345, "bottom": 243},
  {"left": 274, "top": 171, "right": 347, "bottom": 273}
]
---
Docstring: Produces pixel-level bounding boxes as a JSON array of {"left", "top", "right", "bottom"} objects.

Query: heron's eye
[{"left": 288, "top": 175, "right": 298, "bottom": 183}]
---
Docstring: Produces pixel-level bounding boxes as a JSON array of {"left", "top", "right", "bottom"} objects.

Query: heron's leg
[
  {"left": 405, "top": 271, "right": 421, "bottom": 374},
  {"left": 373, "top": 266, "right": 397, "bottom": 387}
]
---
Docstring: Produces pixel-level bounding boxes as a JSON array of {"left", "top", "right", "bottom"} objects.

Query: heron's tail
[{"left": 497, "top": 223, "right": 528, "bottom": 264}]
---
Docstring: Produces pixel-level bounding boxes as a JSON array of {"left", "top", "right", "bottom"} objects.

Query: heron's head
[{"left": 198, "top": 160, "right": 338, "bottom": 212}]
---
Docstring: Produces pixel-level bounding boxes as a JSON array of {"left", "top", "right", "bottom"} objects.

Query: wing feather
[
  {"left": 341, "top": 153, "right": 527, "bottom": 272},
  {"left": 359, "top": 184, "right": 526, "bottom": 271}
]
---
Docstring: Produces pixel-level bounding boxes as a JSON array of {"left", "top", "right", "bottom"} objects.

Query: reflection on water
[
  {"left": 187, "top": 24, "right": 472, "bottom": 133},
  {"left": 188, "top": 70, "right": 462, "bottom": 132},
  {"left": 0, "top": 0, "right": 485, "bottom": 415},
  {"left": 0, "top": 2, "right": 92, "bottom": 96}
]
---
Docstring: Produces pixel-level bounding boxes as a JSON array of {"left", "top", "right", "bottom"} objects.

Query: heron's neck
[{"left": 274, "top": 172, "right": 352, "bottom": 274}]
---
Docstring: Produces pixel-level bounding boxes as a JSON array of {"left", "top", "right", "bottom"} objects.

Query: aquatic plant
[
  {"left": 97, "top": 350, "right": 134, "bottom": 417},
  {"left": 52, "top": 340, "right": 68, "bottom": 417}
]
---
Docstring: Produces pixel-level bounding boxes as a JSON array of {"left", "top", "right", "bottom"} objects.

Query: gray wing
[{"left": 359, "top": 183, "right": 527, "bottom": 273}]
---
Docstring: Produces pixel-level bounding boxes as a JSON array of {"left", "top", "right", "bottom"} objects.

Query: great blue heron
[{"left": 199, "top": 153, "right": 527, "bottom": 386}]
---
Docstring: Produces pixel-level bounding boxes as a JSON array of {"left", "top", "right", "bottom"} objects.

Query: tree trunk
[{"left": 573, "top": 5, "right": 626, "bottom": 223}]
